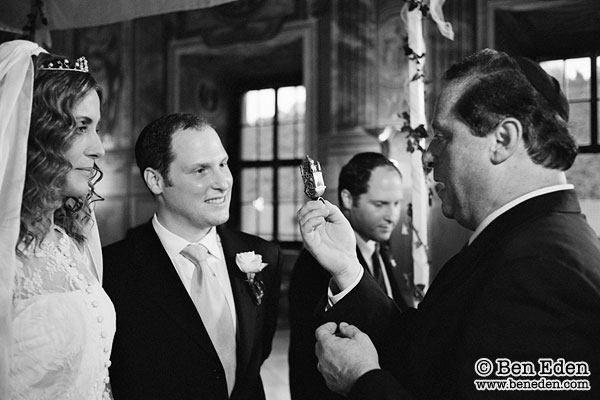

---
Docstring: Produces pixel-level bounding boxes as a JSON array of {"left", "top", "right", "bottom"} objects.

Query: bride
[{"left": 0, "top": 40, "right": 115, "bottom": 400}]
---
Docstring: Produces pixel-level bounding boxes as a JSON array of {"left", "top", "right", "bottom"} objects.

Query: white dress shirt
[
  {"left": 152, "top": 215, "right": 237, "bottom": 331},
  {"left": 356, "top": 234, "right": 394, "bottom": 298}
]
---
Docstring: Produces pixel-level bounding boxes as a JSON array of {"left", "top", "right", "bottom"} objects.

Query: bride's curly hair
[{"left": 18, "top": 53, "right": 104, "bottom": 255}]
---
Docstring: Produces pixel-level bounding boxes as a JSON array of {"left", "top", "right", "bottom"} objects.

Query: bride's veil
[{"left": 0, "top": 39, "right": 46, "bottom": 399}]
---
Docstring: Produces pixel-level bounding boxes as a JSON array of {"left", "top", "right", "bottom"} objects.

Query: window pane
[
  {"left": 277, "top": 86, "right": 306, "bottom": 122},
  {"left": 241, "top": 91, "right": 255, "bottom": 124},
  {"left": 278, "top": 203, "right": 301, "bottom": 241},
  {"left": 597, "top": 57, "right": 600, "bottom": 95},
  {"left": 241, "top": 126, "right": 257, "bottom": 160},
  {"left": 597, "top": 57, "right": 600, "bottom": 145},
  {"left": 569, "top": 102, "right": 591, "bottom": 146},
  {"left": 566, "top": 153, "right": 600, "bottom": 235},
  {"left": 565, "top": 58, "right": 590, "bottom": 101},
  {"left": 294, "top": 121, "right": 306, "bottom": 159},
  {"left": 278, "top": 166, "right": 302, "bottom": 202},
  {"left": 241, "top": 168, "right": 273, "bottom": 202},
  {"left": 278, "top": 122, "right": 293, "bottom": 159},
  {"left": 540, "top": 60, "right": 564, "bottom": 87},
  {"left": 277, "top": 86, "right": 306, "bottom": 159},
  {"left": 241, "top": 125, "right": 274, "bottom": 161},
  {"left": 257, "top": 124, "right": 274, "bottom": 161},
  {"left": 241, "top": 89, "right": 275, "bottom": 161},
  {"left": 242, "top": 89, "right": 275, "bottom": 125},
  {"left": 278, "top": 122, "right": 303, "bottom": 159},
  {"left": 241, "top": 204, "right": 274, "bottom": 241},
  {"left": 257, "top": 89, "right": 276, "bottom": 123},
  {"left": 241, "top": 168, "right": 274, "bottom": 239},
  {"left": 277, "top": 167, "right": 304, "bottom": 241}
]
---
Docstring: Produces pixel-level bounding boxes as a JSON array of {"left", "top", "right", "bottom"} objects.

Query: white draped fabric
[
  {"left": 429, "top": 0, "right": 455, "bottom": 40},
  {"left": 0, "top": 40, "right": 46, "bottom": 400},
  {"left": 0, "top": 0, "right": 236, "bottom": 31}
]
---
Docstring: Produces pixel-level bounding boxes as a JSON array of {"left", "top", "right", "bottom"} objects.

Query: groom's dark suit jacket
[
  {"left": 288, "top": 243, "right": 409, "bottom": 400},
  {"left": 103, "top": 221, "right": 282, "bottom": 400},
  {"left": 324, "top": 190, "right": 600, "bottom": 399}
]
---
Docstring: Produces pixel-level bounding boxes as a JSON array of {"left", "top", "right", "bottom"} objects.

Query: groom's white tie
[{"left": 181, "top": 243, "right": 236, "bottom": 395}]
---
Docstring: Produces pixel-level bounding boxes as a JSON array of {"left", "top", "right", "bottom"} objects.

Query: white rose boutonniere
[{"left": 236, "top": 251, "right": 268, "bottom": 305}]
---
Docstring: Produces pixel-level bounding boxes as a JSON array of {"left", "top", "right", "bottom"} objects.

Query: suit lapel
[
  {"left": 132, "top": 222, "right": 221, "bottom": 365},
  {"left": 217, "top": 226, "right": 259, "bottom": 381}
]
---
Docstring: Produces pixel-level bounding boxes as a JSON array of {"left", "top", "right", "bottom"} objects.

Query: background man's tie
[
  {"left": 372, "top": 243, "right": 387, "bottom": 293},
  {"left": 181, "top": 243, "right": 236, "bottom": 395}
]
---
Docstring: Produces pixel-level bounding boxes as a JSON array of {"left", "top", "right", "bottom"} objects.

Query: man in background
[
  {"left": 103, "top": 113, "right": 282, "bottom": 400},
  {"left": 288, "top": 152, "right": 410, "bottom": 400}
]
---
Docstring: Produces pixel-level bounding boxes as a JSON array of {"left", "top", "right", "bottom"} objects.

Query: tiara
[{"left": 40, "top": 56, "right": 89, "bottom": 73}]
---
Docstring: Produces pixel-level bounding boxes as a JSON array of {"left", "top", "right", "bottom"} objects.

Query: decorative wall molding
[{"left": 169, "top": 18, "right": 318, "bottom": 151}]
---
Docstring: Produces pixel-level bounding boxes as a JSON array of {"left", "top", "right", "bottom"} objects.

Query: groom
[{"left": 103, "top": 113, "right": 282, "bottom": 400}]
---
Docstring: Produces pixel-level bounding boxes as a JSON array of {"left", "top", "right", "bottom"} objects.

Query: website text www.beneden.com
[
  {"left": 475, "top": 377, "right": 590, "bottom": 391},
  {"left": 473, "top": 358, "right": 591, "bottom": 392}
]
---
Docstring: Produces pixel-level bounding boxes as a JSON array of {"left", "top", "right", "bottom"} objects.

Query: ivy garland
[
  {"left": 399, "top": 111, "right": 428, "bottom": 154},
  {"left": 403, "top": 39, "right": 426, "bottom": 82}
]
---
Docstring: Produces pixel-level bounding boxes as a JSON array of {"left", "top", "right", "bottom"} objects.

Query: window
[
  {"left": 540, "top": 55, "right": 599, "bottom": 152},
  {"left": 541, "top": 55, "right": 600, "bottom": 235},
  {"left": 239, "top": 86, "right": 306, "bottom": 242}
]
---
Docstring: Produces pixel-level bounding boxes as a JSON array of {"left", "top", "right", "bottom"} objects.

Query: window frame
[
  {"left": 231, "top": 79, "right": 306, "bottom": 246},
  {"left": 540, "top": 52, "right": 599, "bottom": 154}
]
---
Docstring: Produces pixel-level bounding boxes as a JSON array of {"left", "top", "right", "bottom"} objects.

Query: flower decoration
[{"left": 236, "top": 251, "right": 268, "bottom": 305}]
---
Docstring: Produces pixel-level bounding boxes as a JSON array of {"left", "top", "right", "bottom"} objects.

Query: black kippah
[{"left": 514, "top": 56, "right": 569, "bottom": 122}]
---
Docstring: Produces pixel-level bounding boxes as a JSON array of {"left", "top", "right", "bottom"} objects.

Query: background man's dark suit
[
  {"left": 289, "top": 151, "right": 407, "bottom": 400},
  {"left": 324, "top": 190, "right": 600, "bottom": 399},
  {"left": 103, "top": 221, "right": 282, "bottom": 400},
  {"left": 289, "top": 244, "right": 409, "bottom": 400}
]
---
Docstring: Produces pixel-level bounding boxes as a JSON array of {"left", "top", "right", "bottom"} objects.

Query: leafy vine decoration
[{"left": 399, "top": 107, "right": 433, "bottom": 302}]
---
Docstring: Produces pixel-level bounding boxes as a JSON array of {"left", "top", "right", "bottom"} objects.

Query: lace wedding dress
[{"left": 10, "top": 225, "right": 116, "bottom": 400}]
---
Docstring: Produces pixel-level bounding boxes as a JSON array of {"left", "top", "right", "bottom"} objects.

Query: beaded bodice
[{"left": 10, "top": 225, "right": 116, "bottom": 400}]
